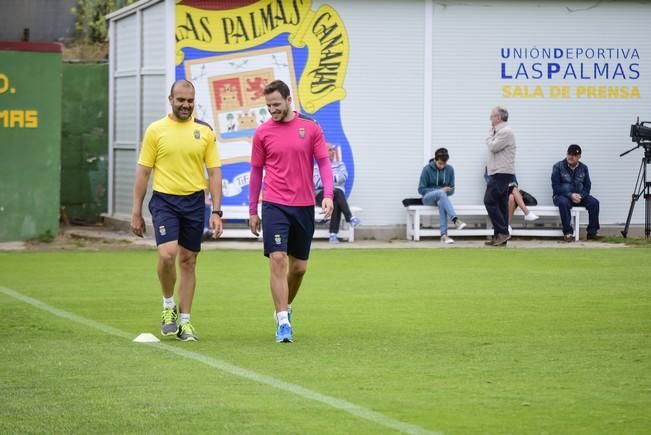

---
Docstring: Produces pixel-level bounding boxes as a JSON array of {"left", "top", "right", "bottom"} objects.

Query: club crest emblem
[
  {"left": 274, "top": 234, "right": 282, "bottom": 245},
  {"left": 159, "top": 225, "right": 166, "bottom": 236},
  {"left": 298, "top": 127, "right": 305, "bottom": 139},
  {"left": 194, "top": 130, "right": 200, "bottom": 139}
]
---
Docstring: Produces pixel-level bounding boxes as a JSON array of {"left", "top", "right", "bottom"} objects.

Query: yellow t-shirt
[{"left": 138, "top": 115, "right": 221, "bottom": 195}]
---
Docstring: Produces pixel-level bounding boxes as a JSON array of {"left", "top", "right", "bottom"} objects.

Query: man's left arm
[
  {"left": 448, "top": 167, "right": 455, "bottom": 195},
  {"left": 486, "top": 127, "right": 512, "bottom": 153},
  {"left": 582, "top": 165, "right": 592, "bottom": 198},
  {"left": 316, "top": 156, "right": 334, "bottom": 218},
  {"left": 206, "top": 166, "right": 223, "bottom": 238},
  {"left": 312, "top": 125, "right": 334, "bottom": 217}
]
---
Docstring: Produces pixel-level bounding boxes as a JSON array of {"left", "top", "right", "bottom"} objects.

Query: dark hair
[
  {"left": 434, "top": 147, "right": 449, "bottom": 161},
  {"left": 567, "top": 144, "right": 582, "bottom": 155},
  {"left": 170, "top": 79, "right": 194, "bottom": 97},
  {"left": 264, "top": 80, "right": 291, "bottom": 98}
]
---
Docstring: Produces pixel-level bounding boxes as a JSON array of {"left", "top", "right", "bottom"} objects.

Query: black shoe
[
  {"left": 492, "top": 233, "right": 510, "bottom": 246},
  {"left": 586, "top": 233, "right": 602, "bottom": 241}
]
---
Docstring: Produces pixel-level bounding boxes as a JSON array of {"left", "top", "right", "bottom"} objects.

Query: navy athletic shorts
[
  {"left": 148, "top": 190, "right": 204, "bottom": 252},
  {"left": 261, "top": 201, "right": 315, "bottom": 260}
]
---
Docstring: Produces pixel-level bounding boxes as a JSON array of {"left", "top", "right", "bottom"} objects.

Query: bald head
[
  {"left": 169, "top": 79, "right": 195, "bottom": 98},
  {"left": 168, "top": 80, "right": 195, "bottom": 121}
]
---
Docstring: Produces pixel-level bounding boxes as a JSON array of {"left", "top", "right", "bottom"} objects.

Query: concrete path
[{"left": 0, "top": 225, "right": 627, "bottom": 251}]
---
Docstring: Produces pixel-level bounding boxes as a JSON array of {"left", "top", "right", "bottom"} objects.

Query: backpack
[
  {"left": 402, "top": 198, "right": 423, "bottom": 207},
  {"left": 519, "top": 189, "right": 538, "bottom": 206}
]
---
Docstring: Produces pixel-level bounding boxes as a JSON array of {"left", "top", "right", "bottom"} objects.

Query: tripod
[{"left": 620, "top": 142, "right": 651, "bottom": 239}]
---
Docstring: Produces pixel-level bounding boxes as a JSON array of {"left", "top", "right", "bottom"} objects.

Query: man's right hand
[
  {"left": 249, "top": 215, "right": 261, "bottom": 236},
  {"left": 131, "top": 213, "right": 146, "bottom": 237}
]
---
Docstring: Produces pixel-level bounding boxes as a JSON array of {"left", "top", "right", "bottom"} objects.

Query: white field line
[{"left": 1, "top": 286, "right": 440, "bottom": 435}]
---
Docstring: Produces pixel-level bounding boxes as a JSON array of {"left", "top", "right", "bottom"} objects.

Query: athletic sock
[
  {"left": 276, "top": 310, "right": 290, "bottom": 326},
  {"left": 179, "top": 313, "right": 191, "bottom": 325},
  {"left": 163, "top": 296, "right": 175, "bottom": 309}
]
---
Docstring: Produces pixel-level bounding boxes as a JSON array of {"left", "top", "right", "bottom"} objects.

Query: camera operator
[{"left": 551, "top": 144, "right": 601, "bottom": 241}]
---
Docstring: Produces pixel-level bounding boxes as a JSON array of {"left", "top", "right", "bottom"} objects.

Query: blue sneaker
[
  {"left": 273, "top": 308, "right": 292, "bottom": 325},
  {"left": 275, "top": 323, "right": 293, "bottom": 343},
  {"left": 350, "top": 216, "right": 361, "bottom": 227},
  {"left": 328, "top": 234, "right": 339, "bottom": 244}
]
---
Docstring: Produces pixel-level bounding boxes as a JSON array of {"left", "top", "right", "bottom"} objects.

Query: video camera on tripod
[
  {"left": 621, "top": 117, "right": 651, "bottom": 238},
  {"left": 630, "top": 118, "right": 651, "bottom": 144}
]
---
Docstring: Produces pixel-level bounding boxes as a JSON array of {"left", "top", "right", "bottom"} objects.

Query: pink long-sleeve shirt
[{"left": 249, "top": 112, "right": 333, "bottom": 215}]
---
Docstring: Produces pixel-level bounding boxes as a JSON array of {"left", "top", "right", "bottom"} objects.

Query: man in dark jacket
[{"left": 551, "top": 144, "right": 600, "bottom": 241}]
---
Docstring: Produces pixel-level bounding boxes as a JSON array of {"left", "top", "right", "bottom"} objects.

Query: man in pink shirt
[{"left": 249, "top": 80, "right": 334, "bottom": 343}]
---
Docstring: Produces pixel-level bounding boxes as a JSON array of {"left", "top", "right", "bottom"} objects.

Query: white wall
[
  {"left": 429, "top": 1, "right": 651, "bottom": 225},
  {"left": 333, "top": 0, "right": 426, "bottom": 226},
  {"left": 109, "top": 0, "right": 651, "bottom": 228}
]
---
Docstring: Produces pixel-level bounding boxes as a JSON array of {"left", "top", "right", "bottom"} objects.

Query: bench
[
  {"left": 405, "top": 204, "right": 586, "bottom": 241},
  {"left": 220, "top": 205, "right": 361, "bottom": 242}
]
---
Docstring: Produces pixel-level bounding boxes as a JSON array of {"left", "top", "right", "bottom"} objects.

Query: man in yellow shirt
[{"left": 131, "top": 79, "right": 223, "bottom": 342}]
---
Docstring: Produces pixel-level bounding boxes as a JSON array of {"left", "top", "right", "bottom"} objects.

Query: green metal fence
[
  {"left": 0, "top": 43, "right": 62, "bottom": 242},
  {"left": 60, "top": 63, "right": 108, "bottom": 222}
]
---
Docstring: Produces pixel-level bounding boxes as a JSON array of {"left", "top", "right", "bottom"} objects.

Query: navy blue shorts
[
  {"left": 148, "top": 190, "right": 204, "bottom": 252},
  {"left": 261, "top": 201, "right": 315, "bottom": 260}
]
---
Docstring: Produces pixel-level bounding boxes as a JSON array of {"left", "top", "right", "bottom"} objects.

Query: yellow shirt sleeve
[
  {"left": 137, "top": 123, "right": 158, "bottom": 168},
  {"left": 204, "top": 128, "right": 221, "bottom": 169}
]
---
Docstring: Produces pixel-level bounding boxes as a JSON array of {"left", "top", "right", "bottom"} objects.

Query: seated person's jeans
[{"left": 422, "top": 190, "right": 457, "bottom": 235}]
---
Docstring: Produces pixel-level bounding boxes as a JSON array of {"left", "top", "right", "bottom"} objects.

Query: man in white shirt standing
[{"left": 484, "top": 106, "right": 516, "bottom": 246}]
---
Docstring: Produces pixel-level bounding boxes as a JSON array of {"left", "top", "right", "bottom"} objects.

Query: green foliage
[
  {"left": 35, "top": 230, "right": 55, "bottom": 243},
  {"left": 70, "top": 0, "right": 136, "bottom": 44}
]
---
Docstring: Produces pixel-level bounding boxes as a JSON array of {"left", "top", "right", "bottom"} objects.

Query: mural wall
[{"left": 175, "top": 0, "right": 353, "bottom": 206}]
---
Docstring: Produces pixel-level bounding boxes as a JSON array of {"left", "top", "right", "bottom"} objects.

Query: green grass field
[{"left": 1, "top": 247, "right": 650, "bottom": 434}]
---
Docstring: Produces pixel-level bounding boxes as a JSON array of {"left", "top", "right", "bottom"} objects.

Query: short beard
[
  {"left": 174, "top": 107, "right": 192, "bottom": 121},
  {"left": 277, "top": 108, "right": 289, "bottom": 121}
]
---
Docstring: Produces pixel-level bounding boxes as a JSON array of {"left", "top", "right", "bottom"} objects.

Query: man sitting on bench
[
  {"left": 551, "top": 144, "right": 601, "bottom": 242},
  {"left": 418, "top": 147, "right": 466, "bottom": 244}
]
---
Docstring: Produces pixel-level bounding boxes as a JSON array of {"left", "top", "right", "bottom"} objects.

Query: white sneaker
[
  {"left": 524, "top": 211, "right": 539, "bottom": 221},
  {"left": 508, "top": 225, "right": 512, "bottom": 235},
  {"left": 454, "top": 219, "right": 467, "bottom": 230},
  {"left": 441, "top": 235, "right": 455, "bottom": 244}
]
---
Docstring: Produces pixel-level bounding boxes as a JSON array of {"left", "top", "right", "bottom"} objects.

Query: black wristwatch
[{"left": 212, "top": 210, "right": 223, "bottom": 217}]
